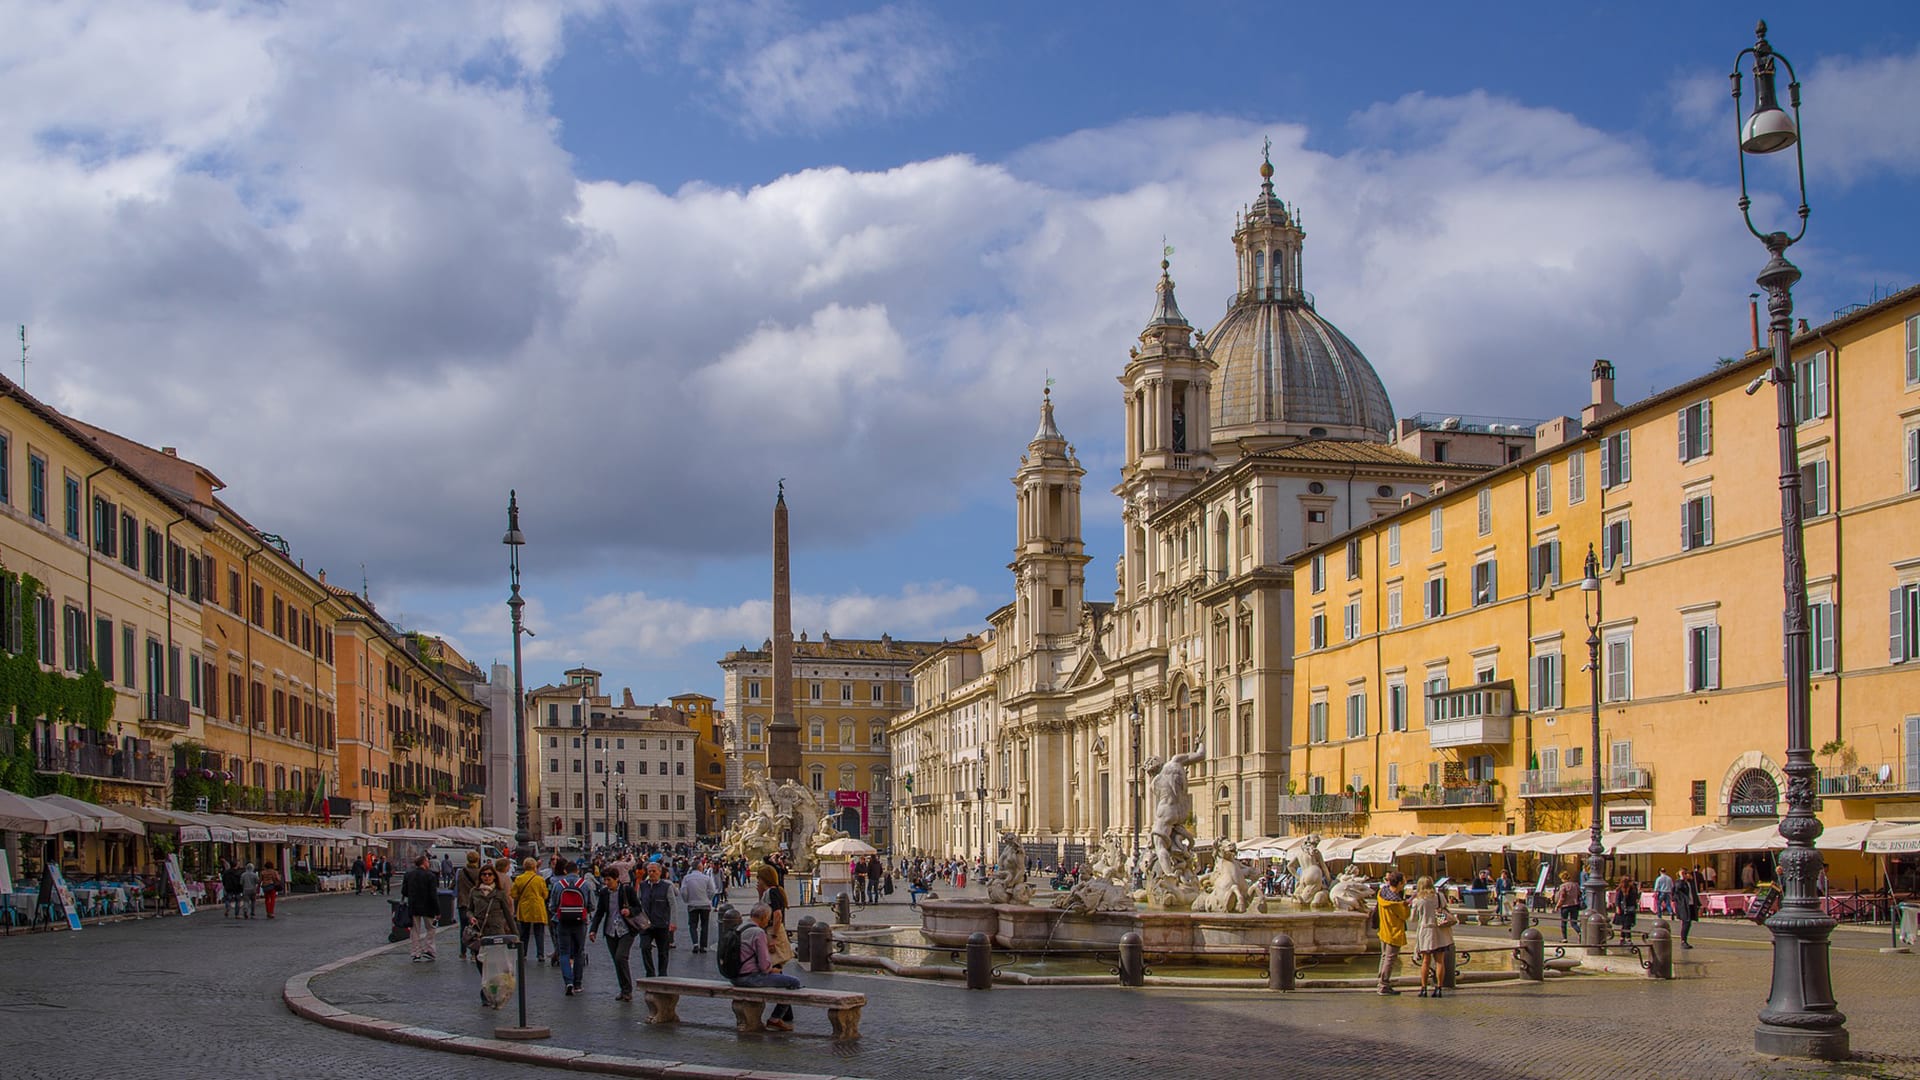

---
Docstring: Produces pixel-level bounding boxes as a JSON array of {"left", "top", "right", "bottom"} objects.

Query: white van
[{"left": 426, "top": 842, "right": 505, "bottom": 868}]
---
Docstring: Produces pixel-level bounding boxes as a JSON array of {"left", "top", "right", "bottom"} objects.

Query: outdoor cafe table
[
  {"left": 318, "top": 874, "right": 354, "bottom": 892},
  {"left": 1704, "top": 892, "right": 1754, "bottom": 917}
]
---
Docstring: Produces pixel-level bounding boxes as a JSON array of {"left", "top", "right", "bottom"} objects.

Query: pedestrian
[
  {"left": 1494, "top": 868, "right": 1513, "bottom": 915},
  {"left": 220, "top": 859, "right": 243, "bottom": 919},
  {"left": 549, "top": 860, "right": 592, "bottom": 995},
  {"left": 440, "top": 852, "right": 455, "bottom": 888},
  {"left": 1408, "top": 876, "right": 1455, "bottom": 998},
  {"left": 1375, "top": 870, "right": 1408, "bottom": 996},
  {"left": 1653, "top": 866, "right": 1674, "bottom": 917},
  {"left": 350, "top": 855, "right": 366, "bottom": 895},
  {"left": 466, "top": 864, "right": 517, "bottom": 976},
  {"left": 455, "top": 851, "right": 484, "bottom": 960},
  {"left": 1672, "top": 869, "right": 1699, "bottom": 949},
  {"left": 635, "top": 860, "right": 675, "bottom": 977},
  {"left": 241, "top": 862, "right": 261, "bottom": 919},
  {"left": 722, "top": 903, "right": 803, "bottom": 1029},
  {"left": 1614, "top": 874, "right": 1642, "bottom": 943},
  {"left": 260, "top": 862, "right": 283, "bottom": 919},
  {"left": 751, "top": 863, "right": 797, "bottom": 1027},
  {"left": 679, "top": 861, "right": 715, "bottom": 954},
  {"left": 1553, "top": 869, "right": 1582, "bottom": 942},
  {"left": 401, "top": 855, "right": 441, "bottom": 962},
  {"left": 589, "top": 868, "right": 641, "bottom": 1002},
  {"left": 510, "top": 857, "right": 550, "bottom": 964}
]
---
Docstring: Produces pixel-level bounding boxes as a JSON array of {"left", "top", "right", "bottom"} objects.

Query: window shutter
[
  {"left": 1620, "top": 431, "right": 1631, "bottom": 481},
  {"left": 1685, "top": 629, "right": 1697, "bottom": 691},
  {"left": 1555, "top": 653, "right": 1565, "bottom": 707},
  {"left": 1701, "top": 400, "right": 1712, "bottom": 454},
  {"left": 1817, "top": 463, "right": 1829, "bottom": 515},
  {"left": 1909, "top": 430, "right": 1920, "bottom": 493},
  {"left": 1678, "top": 410, "right": 1689, "bottom": 461},
  {"left": 1600, "top": 439, "right": 1611, "bottom": 487},
  {"left": 1703, "top": 495, "right": 1714, "bottom": 545},
  {"left": 1706, "top": 624, "right": 1721, "bottom": 690},
  {"left": 1681, "top": 502, "right": 1691, "bottom": 551},
  {"left": 1622, "top": 520, "right": 1632, "bottom": 566},
  {"left": 1550, "top": 540, "right": 1562, "bottom": 584},
  {"left": 1487, "top": 559, "right": 1496, "bottom": 603},
  {"left": 1814, "top": 356, "right": 1828, "bottom": 418},
  {"left": 1528, "top": 545, "right": 1541, "bottom": 591},
  {"left": 1895, "top": 588, "right": 1909, "bottom": 664},
  {"left": 1817, "top": 603, "right": 1836, "bottom": 672}
]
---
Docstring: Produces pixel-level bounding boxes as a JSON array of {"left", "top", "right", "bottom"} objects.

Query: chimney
[
  {"left": 1581, "top": 359, "right": 1619, "bottom": 426},
  {"left": 161, "top": 447, "right": 178, "bottom": 457},
  {"left": 1749, "top": 294, "right": 1761, "bottom": 352},
  {"left": 318, "top": 569, "right": 326, "bottom": 584},
  {"left": 622, "top": 688, "right": 635, "bottom": 708}
]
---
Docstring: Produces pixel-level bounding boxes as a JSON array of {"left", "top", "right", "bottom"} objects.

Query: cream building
[
  {"left": 531, "top": 667, "right": 697, "bottom": 845},
  {"left": 890, "top": 158, "right": 1477, "bottom": 866}
]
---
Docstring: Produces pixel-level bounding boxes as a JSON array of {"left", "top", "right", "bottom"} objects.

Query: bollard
[
  {"left": 1508, "top": 898, "right": 1531, "bottom": 940},
  {"left": 1117, "top": 931, "right": 1145, "bottom": 987},
  {"left": 1440, "top": 942, "right": 1458, "bottom": 989},
  {"left": 794, "top": 915, "right": 816, "bottom": 965},
  {"left": 1516, "top": 927, "right": 1544, "bottom": 982},
  {"left": 834, "top": 891, "right": 853, "bottom": 926},
  {"left": 1646, "top": 923, "right": 1673, "bottom": 980},
  {"left": 965, "top": 931, "right": 993, "bottom": 990},
  {"left": 1267, "top": 933, "right": 1295, "bottom": 991},
  {"left": 809, "top": 921, "right": 834, "bottom": 972}
]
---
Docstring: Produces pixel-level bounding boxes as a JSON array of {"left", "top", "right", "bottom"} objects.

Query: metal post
[
  {"left": 794, "top": 914, "right": 815, "bottom": 965},
  {"left": 834, "top": 891, "right": 852, "bottom": 926},
  {"left": 808, "top": 920, "right": 834, "bottom": 972},
  {"left": 1117, "top": 930, "right": 1144, "bottom": 986},
  {"left": 965, "top": 931, "right": 993, "bottom": 990},
  {"left": 1267, "top": 933, "right": 1295, "bottom": 991},
  {"left": 1440, "top": 943, "right": 1458, "bottom": 989},
  {"left": 505, "top": 492, "right": 532, "bottom": 866},
  {"left": 1509, "top": 896, "right": 1531, "bottom": 940},
  {"left": 494, "top": 933, "right": 550, "bottom": 1040},
  {"left": 1647, "top": 922, "right": 1673, "bottom": 980},
  {"left": 1581, "top": 546, "right": 1609, "bottom": 951}
]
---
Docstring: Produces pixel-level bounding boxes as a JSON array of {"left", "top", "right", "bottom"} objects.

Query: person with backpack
[
  {"left": 635, "top": 860, "right": 676, "bottom": 977},
  {"left": 720, "top": 902, "right": 802, "bottom": 1029},
  {"left": 548, "top": 860, "right": 592, "bottom": 995},
  {"left": 259, "top": 862, "right": 283, "bottom": 919},
  {"left": 454, "top": 851, "right": 484, "bottom": 960},
  {"left": 589, "top": 867, "right": 642, "bottom": 1001}
]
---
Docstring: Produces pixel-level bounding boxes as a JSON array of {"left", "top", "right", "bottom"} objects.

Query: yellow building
[
  {"left": 719, "top": 633, "right": 941, "bottom": 850},
  {"left": 0, "top": 376, "right": 205, "bottom": 819},
  {"left": 668, "top": 691, "right": 725, "bottom": 835},
  {"left": 1288, "top": 285, "right": 1920, "bottom": 885}
]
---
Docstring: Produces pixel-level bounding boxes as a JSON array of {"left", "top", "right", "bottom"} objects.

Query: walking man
[
  {"left": 401, "top": 855, "right": 441, "bottom": 962},
  {"left": 1376, "top": 871, "right": 1408, "bottom": 995},
  {"left": 679, "top": 861, "right": 715, "bottom": 954},
  {"left": 635, "top": 860, "right": 675, "bottom": 977},
  {"left": 549, "top": 860, "right": 592, "bottom": 995},
  {"left": 1653, "top": 867, "right": 1674, "bottom": 917}
]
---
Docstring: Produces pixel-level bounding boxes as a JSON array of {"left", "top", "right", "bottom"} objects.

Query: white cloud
[
  {"left": 565, "top": 581, "right": 984, "bottom": 661},
  {"left": 719, "top": 5, "right": 959, "bottom": 134}
]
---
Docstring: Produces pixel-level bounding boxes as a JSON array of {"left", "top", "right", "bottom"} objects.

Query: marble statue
[
  {"left": 1192, "top": 839, "right": 1258, "bottom": 914},
  {"left": 1053, "top": 834, "right": 1136, "bottom": 914},
  {"left": 1328, "top": 866, "right": 1369, "bottom": 914},
  {"left": 986, "top": 830, "right": 1036, "bottom": 905},
  {"left": 1140, "top": 742, "right": 1206, "bottom": 907},
  {"left": 805, "top": 809, "right": 850, "bottom": 867},
  {"left": 1289, "top": 834, "right": 1334, "bottom": 910},
  {"left": 720, "top": 774, "right": 830, "bottom": 872}
]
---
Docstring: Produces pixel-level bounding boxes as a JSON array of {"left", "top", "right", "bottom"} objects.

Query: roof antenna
[
  {"left": 361, "top": 562, "right": 369, "bottom": 600},
  {"left": 17, "top": 325, "right": 26, "bottom": 390}
]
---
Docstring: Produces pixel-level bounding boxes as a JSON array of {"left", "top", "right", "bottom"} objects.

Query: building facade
[
  {"left": 531, "top": 668, "right": 697, "bottom": 845},
  {"left": 668, "top": 691, "right": 726, "bottom": 836},
  {"left": 1286, "top": 285, "right": 1920, "bottom": 849},
  {"left": 889, "top": 159, "right": 1477, "bottom": 865},
  {"left": 718, "top": 633, "right": 939, "bottom": 851}
]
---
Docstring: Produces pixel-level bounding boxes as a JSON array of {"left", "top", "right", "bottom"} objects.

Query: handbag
[{"left": 766, "top": 907, "right": 795, "bottom": 966}]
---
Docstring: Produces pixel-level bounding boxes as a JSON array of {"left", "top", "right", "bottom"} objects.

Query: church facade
[{"left": 891, "top": 159, "right": 1482, "bottom": 865}]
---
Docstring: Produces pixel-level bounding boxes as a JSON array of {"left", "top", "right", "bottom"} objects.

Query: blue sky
[{"left": 1, "top": 2, "right": 1916, "bottom": 706}]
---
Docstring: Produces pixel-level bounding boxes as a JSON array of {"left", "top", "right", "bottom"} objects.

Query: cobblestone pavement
[{"left": 6, "top": 886, "right": 1916, "bottom": 1080}]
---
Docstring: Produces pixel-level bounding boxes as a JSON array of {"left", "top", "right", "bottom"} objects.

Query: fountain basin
[{"left": 920, "top": 899, "right": 1371, "bottom": 959}]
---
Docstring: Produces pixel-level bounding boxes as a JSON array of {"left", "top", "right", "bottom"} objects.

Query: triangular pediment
[{"left": 1064, "top": 642, "right": 1108, "bottom": 690}]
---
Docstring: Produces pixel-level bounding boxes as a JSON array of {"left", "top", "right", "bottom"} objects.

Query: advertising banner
[
  {"left": 48, "top": 865, "right": 80, "bottom": 931},
  {"left": 164, "top": 854, "right": 194, "bottom": 916},
  {"left": 833, "top": 790, "right": 870, "bottom": 835}
]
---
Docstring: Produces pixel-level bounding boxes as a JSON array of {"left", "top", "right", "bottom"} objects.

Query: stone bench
[{"left": 632, "top": 976, "right": 866, "bottom": 1040}]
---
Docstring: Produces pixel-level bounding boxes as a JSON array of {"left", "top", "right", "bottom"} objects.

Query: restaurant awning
[
  {"left": 0, "top": 789, "right": 96, "bottom": 835},
  {"left": 1684, "top": 824, "right": 1786, "bottom": 855},
  {"left": 1398, "top": 832, "right": 1479, "bottom": 857},
  {"left": 1615, "top": 824, "right": 1746, "bottom": 855},
  {"left": 1351, "top": 835, "right": 1420, "bottom": 863},
  {"left": 1461, "top": 831, "right": 1546, "bottom": 854},
  {"left": 1863, "top": 822, "right": 1920, "bottom": 855},
  {"left": 114, "top": 805, "right": 215, "bottom": 842},
  {"left": 38, "top": 794, "right": 145, "bottom": 835}
]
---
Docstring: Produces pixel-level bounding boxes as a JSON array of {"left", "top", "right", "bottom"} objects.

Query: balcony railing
[
  {"left": 1400, "top": 783, "right": 1499, "bottom": 809},
  {"left": 1276, "top": 794, "right": 1365, "bottom": 817},
  {"left": 1425, "top": 681, "right": 1517, "bottom": 749},
  {"left": 34, "top": 739, "right": 167, "bottom": 785},
  {"left": 1518, "top": 766, "right": 1654, "bottom": 798},
  {"left": 1819, "top": 766, "right": 1918, "bottom": 798},
  {"left": 143, "top": 694, "right": 190, "bottom": 727}
]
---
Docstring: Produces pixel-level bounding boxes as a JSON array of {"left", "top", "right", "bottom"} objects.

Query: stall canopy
[
  {"left": 1351, "top": 835, "right": 1420, "bottom": 864},
  {"left": 435, "top": 827, "right": 494, "bottom": 845},
  {"left": 1863, "top": 822, "right": 1920, "bottom": 855},
  {"left": 1398, "top": 833, "right": 1478, "bottom": 857},
  {"left": 0, "top": 789, "right": 95, "bottom": 835},
  {"left": 1684, "top": 824, "right": 1786, "bottom": 855},
  {"left": 1462, "top": 831, "right": 1546, "bottom": 854},
  {"left": 1540, "top": 829, "right": 1657, "bottom": 856},
  {"left": 37, "top": 795, "right": 145, "bottom": 835},
  {"left": 115, "top": 806, "right": 213, "bottom": 843}
]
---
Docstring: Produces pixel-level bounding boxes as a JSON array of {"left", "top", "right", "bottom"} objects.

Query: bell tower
[
  {"left": 1118, "top": 253, "right": 1216, "bottom": 494},
  {"left": 1011, "top": 389, "right": 1089, "bottom": 652}
]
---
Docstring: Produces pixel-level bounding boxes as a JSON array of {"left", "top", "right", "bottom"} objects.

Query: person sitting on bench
[{"left": 729, "top": 903, "right": 802, "bottom": 1031}]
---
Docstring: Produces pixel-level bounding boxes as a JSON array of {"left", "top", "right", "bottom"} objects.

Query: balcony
[
  {"left": 34, "top": 738, "right": 166, "bottom": 786},
  {"left": 1276, "top": 794, "right": 1366, "bottom": 818},
  {"left": 1819, "top": 765, "right": 1919, "bottom": 798},
  {"left": 224, "top": 788, "right": 329, "bottom": 816},
  {"left": 1518, "top": 766, "right": 1654, "bottom": 798},
  {"left": 141, "top": 694, "right": 191, "bottom": 728},
  {"left": 1400, "top": 783, "right": 1499, "bottom": 809},
  {"left": 1425, "top": 681, "right": 1517, "bottom": 750}
]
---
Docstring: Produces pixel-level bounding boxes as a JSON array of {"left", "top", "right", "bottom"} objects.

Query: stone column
[{"left": 767, "top": 488, "right": 801, "bottom": 783}]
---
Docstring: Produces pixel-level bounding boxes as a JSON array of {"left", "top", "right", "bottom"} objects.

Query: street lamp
[
  {"left": 602, "top": 743, "right": 612, "bottom": 851},
  {"left": 1579, "top": 545, "right": 1608, "bottom": 950},
  {"left": 1731, "top": 21, "right": 1847, "bottom": 1060},
  {"left": 498, "top": 491, "right": 547, "bottom": 1042},
  {"left": 503, "top": 492, "right": 533, "bottom": 864}
]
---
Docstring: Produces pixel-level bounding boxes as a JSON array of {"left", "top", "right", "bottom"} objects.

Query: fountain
[{"left": 921, "top": 747, "right": 1369, "bottom": 961}]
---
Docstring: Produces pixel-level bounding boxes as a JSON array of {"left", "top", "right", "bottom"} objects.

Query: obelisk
[{"left": 766, "top": 481, "right": 802, "bottom": 783}]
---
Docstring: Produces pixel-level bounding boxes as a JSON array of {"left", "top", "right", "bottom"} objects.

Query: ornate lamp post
[
  {"left": 1730, "top": 21, "right": 1847, "bottom": 1059},
  {"left": 1579, "top": 545, "right": 1608, "bottom": 949},
  {"left": 503, "top": 493, "right": 532, "bottom": 863}
]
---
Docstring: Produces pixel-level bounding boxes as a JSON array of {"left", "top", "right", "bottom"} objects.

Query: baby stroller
[{"left": 386, "top": 898, "right": 410, "bottom": 943}]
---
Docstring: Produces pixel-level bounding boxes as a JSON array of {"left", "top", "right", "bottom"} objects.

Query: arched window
[
  {"left": 1253, "top": 250, "right": 1265, "bottom": 293},
  {"left": 253, "top": 761, "right": 267, "bottom": 788},
  {"left": 1176, "top": 686, "right": 1192, "bottom": 754},
  {"left": 273, "top": 765, "right": 286, "bottom": 791},
  {"left": 809, "top": 765, "right": 826, "bottom": 792}
]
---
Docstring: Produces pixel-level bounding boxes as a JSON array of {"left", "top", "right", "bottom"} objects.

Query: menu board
[
  {"left": 0, "top": 849, "right": 12, "bottom": 895},
  {"left": 48, "top": 865, "right": 81, "bottom": 931},
  {"left": 164, "top": 854, "right": 193, "bottom": 916}
]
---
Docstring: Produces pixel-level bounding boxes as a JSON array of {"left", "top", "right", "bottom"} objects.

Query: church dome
[{"left": 1205, "top": 157, "right": 1394, "bottom": 443}]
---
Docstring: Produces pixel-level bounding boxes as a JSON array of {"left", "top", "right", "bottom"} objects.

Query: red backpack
[{"left": 556, "top": 877, "right": 588, "bottom": 921}]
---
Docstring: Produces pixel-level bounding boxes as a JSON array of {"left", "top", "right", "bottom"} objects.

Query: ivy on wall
[{"left": 0, "top": 568, "right": 118, "bottom": 798}]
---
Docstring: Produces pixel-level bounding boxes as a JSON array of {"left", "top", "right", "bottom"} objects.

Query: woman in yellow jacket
[
  {"left": 510, "top": 858, "right": 551, "bottom": 963},
  {"left": 1375, "top": 870, "right": 1409, "bottom": 995}
]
